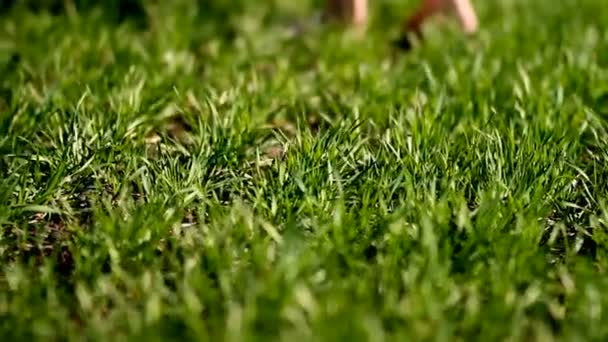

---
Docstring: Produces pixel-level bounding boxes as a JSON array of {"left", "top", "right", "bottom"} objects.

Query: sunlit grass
[{"left": 1, "top": 0, "right": 608, "bottom": 340}]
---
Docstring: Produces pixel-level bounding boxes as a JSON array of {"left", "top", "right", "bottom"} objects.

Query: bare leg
[
  {"left": 325, "top": 0, "right": 368, "bottom": 26},
  {"left": 404, "top": 0, "right": 478, "bottom": 35},
  {"left": 396, "top": 0, "right": 478, "bottom": 49},
  {"left": 403, "top": 0, "right": 447, "bottom": 38},
  {"left": 451, "top": 0, "right": 478, "bottom": 34}
]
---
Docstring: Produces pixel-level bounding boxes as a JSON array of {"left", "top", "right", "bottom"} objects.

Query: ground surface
[{"left": 1, "top": 0, "right": 608, "bottom": 340}]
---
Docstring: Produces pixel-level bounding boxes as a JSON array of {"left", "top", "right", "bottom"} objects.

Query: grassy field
[{"left": 1, "top": 0, "right": 608, "bottom": 340}]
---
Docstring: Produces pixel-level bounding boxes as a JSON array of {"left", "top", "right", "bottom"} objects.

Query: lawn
[{"left": 1, "top": 0, "right": 608, "bottom": 340}]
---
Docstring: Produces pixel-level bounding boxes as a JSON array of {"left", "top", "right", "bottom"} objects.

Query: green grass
[{"left": 1, "top": 0, "right": 608, "bottom": 340}]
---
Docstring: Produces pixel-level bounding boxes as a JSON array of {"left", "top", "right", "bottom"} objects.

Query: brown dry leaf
[
  {"left": 270, "top": 119, "right": 297, "bottom": 137},
  {"left": 166, "top": 115, "right": 192, "bottom": 140},
  {"left": 145, "top": 133, "right": 162, "bottom": 145},
  {"left": 144, "top": 113, "right": 194, "bottom": 146},
  {"left": 29, "top": 212, "right": 47, "bottom": 224},
  {"left": 264, "top": 144, "right": 287, "bottom": 160},
  {"left": 256, "top": 143, "right": 288, "bottom": 167},
  {"left": 307, "top": 113, "right": 322, "bottom": 133}
]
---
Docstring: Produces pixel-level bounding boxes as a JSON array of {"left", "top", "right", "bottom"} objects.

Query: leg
[
  {"left": 451, "top": 0, "right": 478, "bottom": 34},
  {"left": 395, "top": 0, "right": 478, "bottom": 50},
  {"left": 325, "top": 0, "right": 368, "bottom": 26},
  {"left": 403, "top": 0, "right": 447, "bottom": 38}
]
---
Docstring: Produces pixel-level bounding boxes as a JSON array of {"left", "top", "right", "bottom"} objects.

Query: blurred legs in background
[
  {"left": 325, "top": 0, "right": 478, "bottom": 47},
  {"left": 325, "top": 0, "right": 369, "bottom": 27},
  {"left": 404, "top": 0, "right": 478, "bottom": 36}
]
